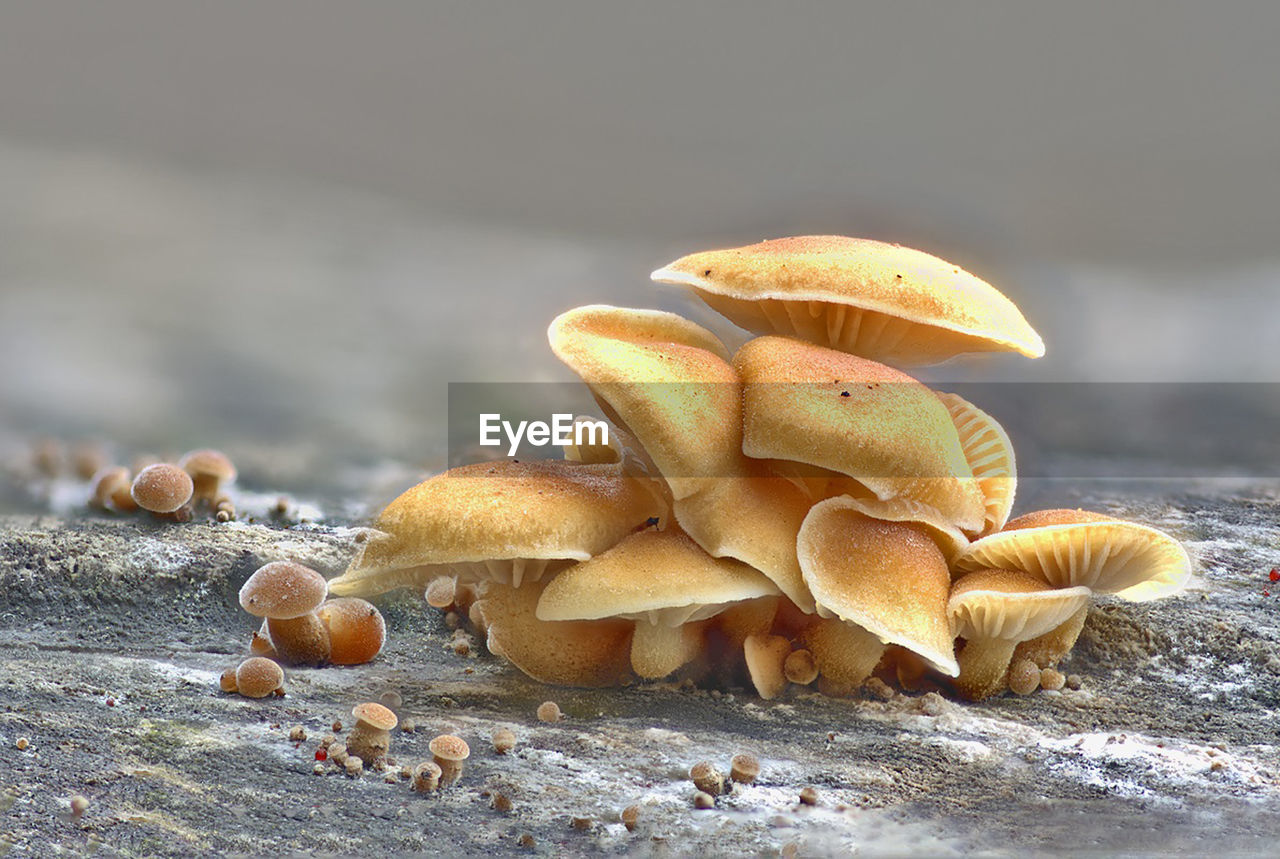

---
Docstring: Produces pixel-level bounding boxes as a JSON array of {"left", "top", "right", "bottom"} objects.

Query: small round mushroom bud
[
  {"left": 218, "top": 668, "right": 238, "bottom": 693},
  {"left": 621, "top": 804, "right": 639, "bottom": 832},
  {"left": 412, "top": 761, "right": 443, "bottom": 792},
  {"left": 1066, "top": 674, "right": 1083, "bottom": 690},
  {"left": 729, "top": 753, "right": 760, "bottom": 785},
  {"left": 689, "top": 761, "right": 725, "bottom": 796},
  {"left": 783, "top": 649, "right": 819, "bottom": 686},
  {"left": 1040, "top": 667, "right": 1066, "bottom": 691},
  {"left": 69, "top": 795, "right": 90, "bottom": 819},
  {"left": 536, "top": 701, "right": 561, "bottom": 723},
  {"left": 570, "top": 816, "right": 592, "bottom": 831},
  {"left": 332, "top": 720, "right": 343, "bottom": 733},
  {"left": 492, "top": 727, "right": 516, "bottom": 755},
  {"left": 401, "top": 719, "right": 416, "bottom": 733},
  {"left": 312, "top": 763, "right": 325, "bottom": 776},
  {"left": 799, "top": 787, "right": 819, "bottom": 806},
  {"left": 1008, "top": 659, "right": 1041, "bottom": 696},
  {"left": 428, "top": 735, "right": 470, "bottom": 786},
  {"left": 425, "top": 578, "right": 456, "bottom": 610},
  {"left": 344, "top": 756, "right": 364, "bottom": 778},
  {"left": 16, "top": 737, "right": 30, "bottom": 751},
  {"left": 318, "top": 598, "right": 386, "bottom": 665},
  {"left": 234, "top": 657, "right": 284, "bottom": 698},
  {"left": 239, "top": 562, "right": 331, "bottom": 666},
  {"left": 327, "top": 742, "right": 349, "bottom": 766},
  {"left": 32, "top": 438, "right": 64, "bottom": 477},
  {"left": 178, "top": 449, "right": 237, "bottom": 504},
  {"left": 71, "top": 443, "right": 106, "bottom": 481},
  {"left": 517, "top": 833, "right": 536, "bottom": 848},
  {"left": 89, "top": 467, "right": 136, "bottom": 512},
  {"left": 379, "top": 689, "right": 403, "bottom": 712},
  {"left": 288, "top": 725, "right": 307, "bottom": 742},
  {"left": 130, "top": 464, "right": 194, "bottom": 515},
  {"left": 346, "top": 702, "right": 398, "bottom": 765},
  {"left": 443, "top": 611, "right": 461, "bottom": 630},
  {"left": 693, "top": 791, "right": 715, "bottom": 810},
  {"left": 492, "top": 792, "right": 513, "bottom": 813}
]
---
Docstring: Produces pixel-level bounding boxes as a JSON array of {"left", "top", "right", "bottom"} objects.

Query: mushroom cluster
[{"left": 327, "top": 235, "right": 1191, "bottom": 701}]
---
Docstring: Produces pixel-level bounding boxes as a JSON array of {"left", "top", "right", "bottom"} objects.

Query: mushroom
[
  {"left": 650, "top": 235, "right": 1044, "bottom": 366},
  {"left": 88, "top": 466, "right": 137, "bottom": 512},
  {"left": 742, "top": 634, "right": 791, "bottom": 700},
  {"left": 346, "top": 702, "right": 398, "bottom": 765},
  {"left": 412, "top": 761, "right": 443, "bottom": 792},
  {"left": 936, "top": 392, "right": 1017, "bottom": 536},
  {"left": 953, "top": 508, "right": 1192, "bottom": 666},
  {"left": 325, "top": 459, "right": 667, "bottom": 598},
  {"left": 734, "top": 336, "right": 985, "bottom": 535},
  {"left": 797, "top": 499, "right": 960, "bottom": 685},
  {"left": 475, "top": 577, "right": 634, "bottom": 687},
  {"left": 948, "top": 568, "right": 1092, "bottom": 700},
  {"left": 239, "top": 561, "right": 331, "bottom": 666},
  {"left": 178, "top": 449, "right": 237, "bottom": 505},
  {"left": 730, "top": 753, "right": 760, "bottom": 785},
  {"left": 798, "top": 618, "right": 885, "bottom": 697},
  {"left": 536, "top": 529, "right": 780, "bottom": 679},
  {"left": 317, "top": 597, "right": 385, "bottom": 665},
  {"left": 234, "top": 657, "right": 284, "bottom": 698},
  {"left": 783, "top": 649, "right": 819, "bottom": 686},
  {"left": 548, "top": 304, "right": 817, "bottom": 610},
  {"left": 130, "top": 463, "right": 194, "bottom": 517},
  {"left": 428, "top": 735, "right": 470, "bottom": 786}
]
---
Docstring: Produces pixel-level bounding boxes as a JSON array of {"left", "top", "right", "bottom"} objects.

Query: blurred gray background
[{"left": 2, "top": 1, "right": 1279, "bottom": 492}]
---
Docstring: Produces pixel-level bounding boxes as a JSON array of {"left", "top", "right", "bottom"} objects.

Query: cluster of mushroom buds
[
  {"left": 85, "top": 448, "right": 239, "bottom": 522},
  {"left": 218, "top": 561, "right": 387, "bottom": 696},
  {"left": 326, "top": 236, "right": 1191, "bottom": 701}
]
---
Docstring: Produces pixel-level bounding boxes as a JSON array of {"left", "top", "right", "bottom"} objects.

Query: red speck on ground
[
  {"left": 315, "top": 748, "right": 327, "bottom": 761},
  {"left": 1269, "top": 569, "right": 1279, "bottom": 582}
]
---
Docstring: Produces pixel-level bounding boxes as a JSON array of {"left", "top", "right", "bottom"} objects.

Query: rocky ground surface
[{"left": 0, "top": 474, "right": 1278, "bottom": 858}]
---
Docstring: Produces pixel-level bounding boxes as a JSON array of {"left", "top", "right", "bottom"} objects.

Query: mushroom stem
[
  {"left": 1013, "top": 604, "right": 1090, "bottom": 669},
  {"left": 954, "top": 637, "right": 1019, "bottom": 700},
  {"left": 802, "top": 619, "right": 886, "bottom": 691},
  {"left": 346, "top": 723, "right": 391, "bottom": 765},
  {"left": 629, "top": 621, "right": 700, "bottom": 679},
  {"left": 266, "top": 614, "right": 332, "bottom": 666}
]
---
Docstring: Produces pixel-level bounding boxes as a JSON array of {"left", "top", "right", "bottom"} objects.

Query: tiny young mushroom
[
  {"left": 89, "top": 466, "right": 137, "bottom": 512},
  {"left": 954, "top": 508, "right": 1191, "bottom": 668},
  {"left": 178, "top": 449, "right": 237, "bottom": 506},
  {"left": 317, "top": 597, "right": 386, "bottom": 665},
  {"left": 428, "top": 735, "right": 470, "bottom": 786},
  {"left": 536, "top": 529, "right": 780, "bottom": 679},
  {"left": 239, "top": 561, "right": 331, "bottom": 666},
  {"left": 130, "top": 463, "right": 194, "bottom": 519},
  {"left": 947, "top": 568, "right": 1091, "bottom": 700},
  {"left": 234, "top": 657, "right": 284, "bottom": 698},
  {"left": 345, "top": 702, "right": 398, "bottom": 765},
  {"left": 742, "top": 634, "right": 792, "bottom": 700},
  {"left": 412, "top": 761, "right": 443, "bottom": 792}
]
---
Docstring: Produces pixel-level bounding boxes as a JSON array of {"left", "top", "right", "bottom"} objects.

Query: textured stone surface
[{"left": 1, "top": 485, "right": 1278, "bottom": 856}]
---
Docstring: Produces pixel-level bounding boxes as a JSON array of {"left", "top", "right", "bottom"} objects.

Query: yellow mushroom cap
[
  {"left": 178, "top": 449, "right": 236, "bottom": 488},
  {"left": 797, "top": 498, "right": 959, "bottom": 676},
  {"left": 734, "top": 337, "right": 985, "bottom": 534},
  {"left": 234, "top": 656, "right": 284, "bottom": 698},
  {"left": 239, "top": 561, "right": 328, "bottom": 619},
  {"left": 949, "top": 569, "right": 1092, "bottom": 643},
  {"left": 536, "top": 529, "right": 780, "bottom": 625},
  {"left": 547, "top": 305, "right": 739, "bottom": 500},
  {"left": 651, "top": 235, "right": 1044, "bottom": 366},
  {"left": 327, "top": 459, "right": 666, "bottom": 597},
  {"left": 351, "top": 702, "right": 398, "bottom": 732},
  {"left": 130, "top": 463, "right": 194, "bottom": 513},
  {"left": 428, "top": 734, "right": 470, "bottom": 763},
  {"left": 476, "top": 579, "right": 634, "bottom": 688},
  {"left": 954, "top": 509, "right": 1191, "bottom": 601},
  {"left": 935, "top": 391, "right": 1017, "bottom": 536}
]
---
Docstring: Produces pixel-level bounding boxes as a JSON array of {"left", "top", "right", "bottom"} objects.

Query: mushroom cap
[
  {"left": 89, "top": 466, "right": 131, "bottom": 508},
  {"left": 949, "top": 568, "right": 1092, "bottom": 642},
  {"left": 734, "top": 336, "right": 985, "bottom": 533},
  {"left": 797, "top": 498, "right": 959, "bottom": 676},
  {"left": 671, "top": 468, "right": 817, "bottom": 612},
  {"left": 547, "top": 305, "right": 739, "bottom": 500},
  {"left": 239, "top": 561, "right": 328, "bottom": 619},
  {"left": 178, "top": 448, "right": 236, "bottom": 484},
  {"left": 953, "top": 509, "right": 1191, "bottom": 601},
  {"left": 536, "top": 529, "right": 779, "bottom": 625},
  {"left": 651, "top": 235, "right": 1044, "bottom": 366},
  {"left": 351, "top": 701, "right": 398, "bottom": 732},
  {"left": 318, "top": 598, "right": 386, "bottom": 665},
  {"left": 936, "top": 392, "right": 1017, "bottom": 536},
  {"left": 327, "top": 459, "right": 667, "bottom": 597},
  {"left": 428, "top": 734, "right": 470, "bottom": 762},
  {"left": 130, "top": 463, "right": 194, "bottom": 513},
  {"left": 477, "top": 579, "right": 634, "bottom": 687},
  {"left": 234, "top": 656, "right": 284, "bottom": 698}
]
